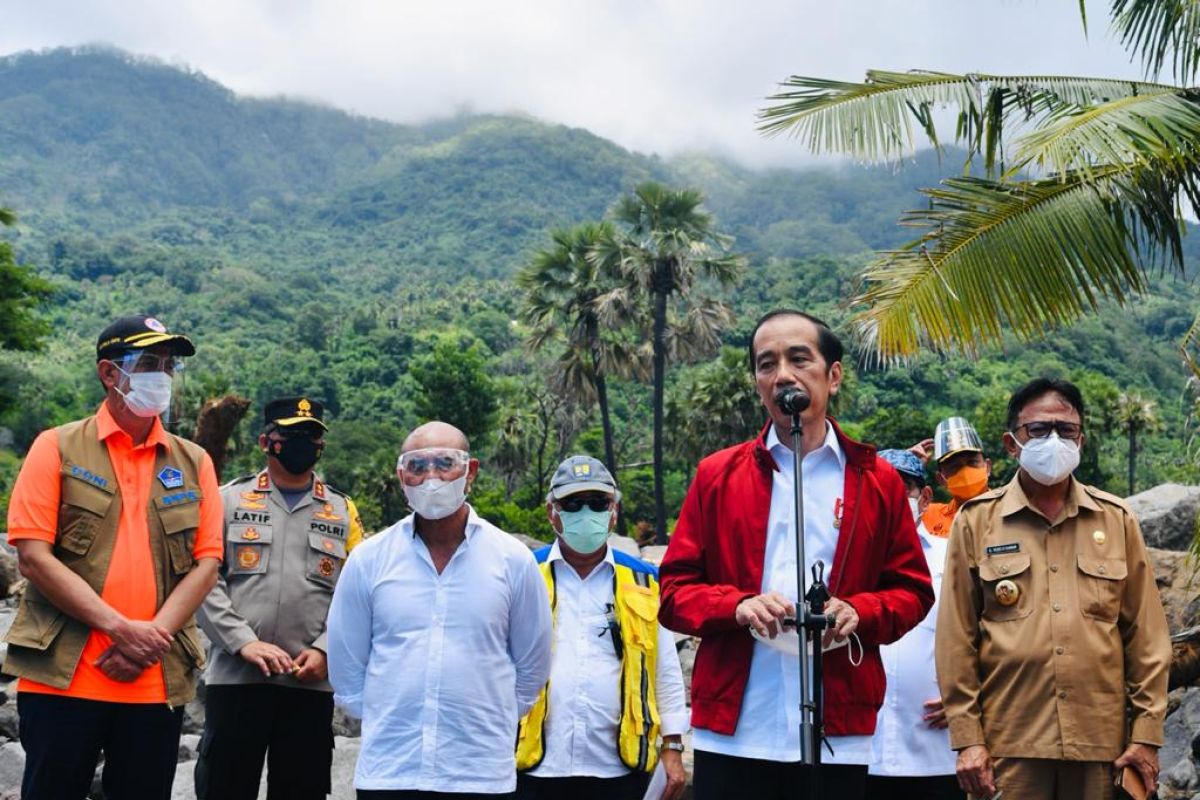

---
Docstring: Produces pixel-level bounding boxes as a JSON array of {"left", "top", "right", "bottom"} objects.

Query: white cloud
[{"left": 0, "top": 0, "right": 1144, "bottom": 167}]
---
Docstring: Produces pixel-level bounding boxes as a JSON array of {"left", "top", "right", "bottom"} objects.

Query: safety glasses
[
  {"left": 557, "top": 494, "right": 612, "bottom": 513},
  {"left": 397, "top": 448, "right": 470, "bottom": 478}
]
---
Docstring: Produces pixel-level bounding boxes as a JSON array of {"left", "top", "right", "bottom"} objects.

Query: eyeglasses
[
  {"left": 557, "top": 494, "right": 612, "bottom": 513},
  {"left": 1014, "top": 420, "right": 1083, "bottom": 441},
  {"left": 397, "top": 448, "right": 470, "bottom": 478}
]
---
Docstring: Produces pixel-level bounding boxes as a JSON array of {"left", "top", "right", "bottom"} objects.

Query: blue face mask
[{"left": 557, "top": 508, "right": 611, "bottom": 554}]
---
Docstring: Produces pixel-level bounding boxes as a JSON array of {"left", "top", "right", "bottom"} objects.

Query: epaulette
[
  {"left": 959, "top": 485, "right": 1006, "bottom": 509},
  {"left": 1082, "top": 484, "right": 1130, "bottom": 509},
  {"left": 219, "top": 473, "right": 258, "bottom": 491},
  {"left": 324, "top": 483, "right": 351, "bottom": 499}
]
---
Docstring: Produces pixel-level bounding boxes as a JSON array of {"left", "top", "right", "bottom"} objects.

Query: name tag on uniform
[{"left": 986, "top": 542, "right": 1020, "bottom": 555}]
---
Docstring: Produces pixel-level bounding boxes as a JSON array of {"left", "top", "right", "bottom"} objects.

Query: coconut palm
[
  {"left": 517, "top": 222, "right": 644, "bottom": 483},
  {"left": 595, "top": 183, "right": 744, "bottom": 544},
  {"left": 1116, "top": 391, "right": 1163, "bottom": 494},
  {"left": 758, "top": 0, "right": 1200, "bottom": 365}
]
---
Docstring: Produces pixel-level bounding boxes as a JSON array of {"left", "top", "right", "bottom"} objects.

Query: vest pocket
[
  {"left": 57, "top": 473, "right": 115, "bottom": 556},
  {"left": 621, "top": 586, "right": 660, "bottom": 649},
  {"left": 5, "top": 598, "right": 68, "bottom": 651},
  {"left": 305, "top": 532, "right": 345, "bottom": 589},
  {"left": 175, "top": 623, "right": 207, "bottom": 669},
  {"left": 157, "top": 498, "right": 201, "bottom": 575}
]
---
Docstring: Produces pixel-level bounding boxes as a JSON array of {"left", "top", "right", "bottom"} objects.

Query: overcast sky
[{"left": 0, "top": 0, "right": 1146, "bottom": 167}]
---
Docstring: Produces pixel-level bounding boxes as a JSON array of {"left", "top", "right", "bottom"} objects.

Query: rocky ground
[{"left": 0, "top": 482, "right": 1196, "bottom": 798}]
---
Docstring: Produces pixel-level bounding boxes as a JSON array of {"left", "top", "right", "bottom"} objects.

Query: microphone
[{"left": 775, "top": 387, "right": 811, "bottom": 416}]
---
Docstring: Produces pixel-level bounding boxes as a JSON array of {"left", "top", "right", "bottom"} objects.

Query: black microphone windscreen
[{"left": 775, "top": 387, "right": 811, "bottom": 415}]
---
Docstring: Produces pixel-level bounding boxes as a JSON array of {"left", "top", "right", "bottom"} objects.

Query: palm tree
[
  {"left": 1116, "top": 391, "right": 1162, "bottom": 495},
  {"left": 596, "top": 183, "right": 744, "bottom": 544},
  {"left": 758, "top": 0, "right": 1200, "bottom": 365},
  {"left": 517, "top": 222, "right": 644, "bottom": 483}
]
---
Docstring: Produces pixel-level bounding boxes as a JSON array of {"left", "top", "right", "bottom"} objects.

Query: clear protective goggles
[
  {"left": 110, "top": 349, "right": 186, "bottom": 375},
  {"left": 397, "top": 448, "right": 470, "bottom": 479}
]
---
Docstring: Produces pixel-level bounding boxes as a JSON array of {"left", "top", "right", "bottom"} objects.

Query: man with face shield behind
[
  {"left": 915, "top": 417, "right": 992, "bottom": 539},
  {"left": 326, "top": 421, "right": 552, "bottom": 799},
  {"left": 195, "top": 396, "right": 365, "bottom": 800},
  {"left": 937, "top": 378, "right": 1171, "bottom": 800},
  {"left": 4, "top": 314, "right": 223, "bottom": 800},
  {"left": 515, "top": 456, "right": 689, "bottom": 800}
]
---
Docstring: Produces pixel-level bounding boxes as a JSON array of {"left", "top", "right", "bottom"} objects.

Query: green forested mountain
[{"left": 2, "top": 46, "right": 1198, "bottom": 536}]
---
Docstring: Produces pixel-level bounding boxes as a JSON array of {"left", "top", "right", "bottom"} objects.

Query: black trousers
[
  {"left": 692, "top": 749, "right": 867, "bottom": 800},
  {"left": 195, "top": 683, "right": 335, "bottom": 800},
  {"left": 865, "top": 774, "right": 966, "bottom": 800},
  {"left": 18, "top": 692, "right": 184, "bottom": 800},
  {"left": 516, "top": 770, "right": 649, "bottom": 800},
  {"left": 358, "top": 792, "right": 515, "bottom": 799}
]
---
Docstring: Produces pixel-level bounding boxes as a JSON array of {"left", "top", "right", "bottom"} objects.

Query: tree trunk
[
  {"left": 652, "top": 267, "right": 669, "bottom": 545},
  {"left": 595, "top": 370, "right": 625, "bottom": 534},
  {"left": 192, "top": 395, "right": 251, "bottom": 481},
  {"left": 1128, "top": 424, "right": 1138, "bottom": 496}
]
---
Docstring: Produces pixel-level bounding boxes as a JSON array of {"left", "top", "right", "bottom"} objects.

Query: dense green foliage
[{"left": 2, "top": 47, "right": 1198, "bottom": 536}]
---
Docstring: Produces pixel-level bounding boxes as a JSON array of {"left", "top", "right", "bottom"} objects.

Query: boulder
[
  {"left": 170, "top": 759, "right": 196, "bottom": 800},
  {"left": 0, "top": 545, "right": 17, "bottom": 601},
  {"left": 0, "top": 704, "right": 19, "bottom": 741},
  {"left": 0, "top": 743, "right": 23, "bottom": 796},
  {"left": 510, "top": 533, "right": 543, "bottom": 551},
  {"left": 640, "top": 545, "right": 668, "bottom": 567},
  {"left": 1127, "top": 484, "right": 1200, "bottom": 551},
  {"left": 178, "top": 733, "right": 201, "bottom": 761},
  {"left": 607, "top": 535, "right": 640, "bottom": 558},
  {"left": 327, "top": 736, "right": 361, "bottom": 800},
  {"left": 1149, "top": 548, "right": 1200, "bottom": 633}
]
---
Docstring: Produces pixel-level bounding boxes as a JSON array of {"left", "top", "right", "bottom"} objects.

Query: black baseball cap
[
  {"left": 264, "top": 396, "right": 328, "bottom": 431},
  {"left": 96, "top": 315, "right": 195, "bottom": 362}
]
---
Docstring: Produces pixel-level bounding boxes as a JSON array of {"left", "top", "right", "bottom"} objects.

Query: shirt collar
[
  {"left": 403, "top": 503, "right": 481, "bottom": 543},
  {"left": 999, "top": 473, "right": 1099, "bottom": 520},
  {"left": 95, "top": 401, "right": 169, "bottom": 450},
  {"left": 766, "top": 420, "right": 845, "bottom": 470}
]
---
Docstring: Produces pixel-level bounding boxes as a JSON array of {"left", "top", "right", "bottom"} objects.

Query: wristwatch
[{"left": 661, "top": 742, "right": 685, "bottom": 752}]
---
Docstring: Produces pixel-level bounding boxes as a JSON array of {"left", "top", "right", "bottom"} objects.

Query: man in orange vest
[
  {"left": 4, "top": 314, "right": 223, "bottom": 800},
  {"left": 914, "top": 417, "right": 991, "bottom": 538}
]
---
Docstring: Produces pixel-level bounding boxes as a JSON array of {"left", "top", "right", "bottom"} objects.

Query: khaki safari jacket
[
  {"left": 197, "top": 470, "right": 363, "bottom": 692},
  {"left": 935, "top": 474, "right": 1170, "bottom": 761}
]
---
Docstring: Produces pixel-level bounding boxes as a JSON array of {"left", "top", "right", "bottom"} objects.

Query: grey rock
[
  {"left": 510, "top": 533, "right": 543, "bottom": 551},
  {"left": 0, "top": 742, "right": 24, "bottom": 795},
  {"left": 0, "top": 706, "right": 18, "bottom": 742},
  {"left": 328, "top": 736, "right": 361, "bottom": 800},
  {"left": 331, "top": 706, "right": 361, "bottom": 738},
  {"left": 182, "top": 696, "right": 205, "bottom": 735},
  {"left": 607, "top": 535, "right": 640, "bottom": 557},
  {"left": 170, "top": 759, "right": 196, "bottom": 800},
  {"left": 0, "top": 544, "right": 17, "bottom": 600},
  {"left": 639, "top": 545, "right": 668, "bottom": 566},
  {"left": 178, "top": 734, "right": 201, "bottom": 761},
  {"left": 1127, "top": 484, "right": 1200, "bottom": 551},
  {"left": 1163, "top": 754, "right": 1198, "bottom": 798}
]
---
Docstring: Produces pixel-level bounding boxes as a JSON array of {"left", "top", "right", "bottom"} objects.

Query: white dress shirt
[
  {"left": 326, "top": 506, "right": 553, "bottom": 794},
  {"left": 693, "top": 422, "right": 873, "bottom": 764},
  {"left": 869, "top": 521, "right": 956, "bottom": 777},
  {"left": 529, "top": 542, "right": 690, "bottom": 778}
]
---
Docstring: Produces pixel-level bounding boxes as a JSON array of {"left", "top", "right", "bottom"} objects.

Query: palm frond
[
  {"left": 759, "top": 70, "right": 1174, "bottom": 170},
  {"left": 1112, "top": 0, "right": 1200, "bottom": 84},
  {"left": 1182, "top": 309, "right": 1200, "bottom": 380},
  {"left": 852, "top": 168, "right": 1149, "bottom": 361},
  {"left": 1012, "top": 89, "right": 1200, "bottom": 176}
]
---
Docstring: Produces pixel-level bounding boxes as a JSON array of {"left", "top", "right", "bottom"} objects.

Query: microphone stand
[{"left": 789, "top": 409, "right": 831, "bottom": 798}]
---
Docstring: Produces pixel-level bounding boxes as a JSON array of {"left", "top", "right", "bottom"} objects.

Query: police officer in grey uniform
[{"left": 195, "top": 396, "right": 365, "bottom": 800}]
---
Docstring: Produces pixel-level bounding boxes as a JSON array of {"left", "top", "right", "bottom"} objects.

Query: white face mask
[
  {"left": 115, "top": 369, "right": 173, "bottom": 418},
  {"left": 907, "top": 496, "right": 921, "bottom": 522},
  {"left": 1013, "top": 431, "right": 1080, "bottom": 486},
  {"left": 404, "top": 475, "right": 468, "bottom": 520}
]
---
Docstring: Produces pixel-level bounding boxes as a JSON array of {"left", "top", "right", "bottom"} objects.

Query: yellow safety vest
[{"left": 515, "top": 549, "right": 662, "bottom": 773}]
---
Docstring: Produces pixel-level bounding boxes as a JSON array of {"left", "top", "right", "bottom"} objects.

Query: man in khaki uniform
[
  {"left": 196, "top": 396, "right": 365, "bottom": 800},
  {"left": 936, "top": 378, "right": 1170, "bottom": 800}
]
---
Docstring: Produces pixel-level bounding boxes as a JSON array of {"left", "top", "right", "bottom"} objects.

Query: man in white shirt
[
  {"left": 515, "top": 456, "right": 689, "bottom": 800},
  {"left": 326, "top": 421, "right": 553, "bottom": 799},
  {"left": 868, "top": 449, "right": 962, "bottom": 800}
]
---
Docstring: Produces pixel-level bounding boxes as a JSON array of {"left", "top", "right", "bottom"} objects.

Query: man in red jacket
[{"left": 658, "top": 309, "right": 934, "bottom": 800}]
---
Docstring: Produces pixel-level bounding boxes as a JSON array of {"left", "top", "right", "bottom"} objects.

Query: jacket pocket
[
  {"left": 227, "top": 524, "right": 272, "bottom": 576},
  {"left": 5, "top": 598, "right": 69, "bottom": 650},
  {"left": 156, "top": 494, "right": 202, "bottom": 575},
  {"left": 305, "top": 532, "right": 346, "bottom": 590},
  {"left": 977, "top": 553, "right": 1033, "bottom": 622},
  {"left": 176, "top": 623, "right": 207, "bottom": 670},
  {"left": 1076, "top": 554, "right": 1126, "bottom": 622},
  {"left": 57, "top": 471, "right": 115, "bottom": 556}
]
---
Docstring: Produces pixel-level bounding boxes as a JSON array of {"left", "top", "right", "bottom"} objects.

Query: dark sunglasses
[
  {"left": 558, "top": 495, "right": 612, "bottom": 513},
  {"left": 1015, "top": 420, "right": 1082, "bottom": 441}
]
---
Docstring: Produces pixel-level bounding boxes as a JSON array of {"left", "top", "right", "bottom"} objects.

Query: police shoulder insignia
[
  {"left": 256, "top": 472, "right": 270, "bottom": 491},
  {"left": 314, "top": 480, "right": 326, "bottom": 500},
  {"left": 158, "top": 467, "right": 184, "bottom": 489}
]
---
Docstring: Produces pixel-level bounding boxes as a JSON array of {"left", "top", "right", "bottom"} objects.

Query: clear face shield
[
  {"left": 933, "top": 416, "right": 984, "bottom": 463},
  {"left": 107, "top": 349, "right": 187, "bottom": 424}
]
